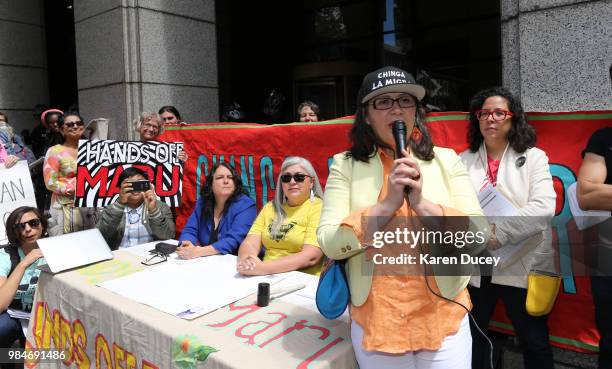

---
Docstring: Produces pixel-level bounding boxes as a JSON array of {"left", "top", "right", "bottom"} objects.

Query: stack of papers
[
  {"left": 98, "top": 257, "right": 283, "bottom": 319},
  {"left": 7, "top": 308, "right": 30, "bottom": 320}
]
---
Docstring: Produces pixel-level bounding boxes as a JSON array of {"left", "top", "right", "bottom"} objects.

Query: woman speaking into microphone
[{"left": 317, "top": 66, "right": 488, "bottom": 369}]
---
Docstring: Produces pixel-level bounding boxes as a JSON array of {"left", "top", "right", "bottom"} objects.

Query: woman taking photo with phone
[{"left": 97, "top": 167, "right": 175, "bottom": 249}]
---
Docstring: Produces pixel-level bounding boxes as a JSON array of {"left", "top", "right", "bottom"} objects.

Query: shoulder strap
[{"left": 7, "top": 245, "right": 20, "bottom": 275}]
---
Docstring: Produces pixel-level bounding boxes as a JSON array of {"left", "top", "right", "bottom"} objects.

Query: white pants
[{"left": 351, "top": 314, "right": 472, "bottom": 369}]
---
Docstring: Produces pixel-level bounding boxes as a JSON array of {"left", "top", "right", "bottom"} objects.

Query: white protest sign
[{"left": 0, "top": 161, "right": 37, "bottom": 243}]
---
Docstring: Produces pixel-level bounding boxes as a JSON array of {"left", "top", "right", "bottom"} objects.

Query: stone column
[
  {"left": 501, "top": 0, "right": 612, "bottom": 111},
  {"left": 74, "top": 0, "right": 218, "bottom": 140},
  {"left": 0, "top": 0, "right": 48, "bottom": 131}
]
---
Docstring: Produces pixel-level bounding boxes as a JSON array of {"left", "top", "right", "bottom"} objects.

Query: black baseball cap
[{"left": 358, "top": 66, "right": 426, "bottom": 103}]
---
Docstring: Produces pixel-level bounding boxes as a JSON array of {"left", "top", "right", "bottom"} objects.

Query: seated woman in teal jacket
[{"left": 177, "top": 162, "right": 257, "bottom": 258}]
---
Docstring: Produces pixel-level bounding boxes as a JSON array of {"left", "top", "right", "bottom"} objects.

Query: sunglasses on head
[
  {"left": 280, "top": 173, "right": 310, "bottom": 183},
  {"left": 13, "top": 218, "right": 42, "bottom": 230},
  {"left": 64, "top": 121, "right": 84, "bottom": 128}
]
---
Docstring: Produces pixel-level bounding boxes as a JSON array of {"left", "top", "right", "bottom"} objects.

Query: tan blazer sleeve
[
  {"left": 317, "top": 153, "right": 365, "bottom": 260},
  {"left": 495, "top": 148, "right": 556, "bottom": 246},
  {"left": 440, "top": 149, "right": 490, "bottom": 256}
]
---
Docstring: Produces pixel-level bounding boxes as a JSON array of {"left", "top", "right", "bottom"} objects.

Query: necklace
[{"left": 128, "top": 209, "right": 140, "bottom": 224}]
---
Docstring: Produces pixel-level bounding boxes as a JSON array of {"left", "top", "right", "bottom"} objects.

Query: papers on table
[
  {"left": 567, "top": 182, "right": 610, "bottom": 230},
  {"left": 7, "top": 308, "right": 30, "bottom": 320},
  {"left": 97, "top": 256, "right": 284, "bottom": 320}
]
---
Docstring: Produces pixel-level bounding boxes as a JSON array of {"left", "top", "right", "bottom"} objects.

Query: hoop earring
[{"left": 411, "top": 125, "right": 423, "bottom": 144}]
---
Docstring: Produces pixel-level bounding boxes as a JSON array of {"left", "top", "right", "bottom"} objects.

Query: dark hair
[
  {"left": 117, "top": 167, "right": 149, "bottom": 185},
  {"left": 467, "top": 86, "right": 536, "bottom": 153},
  {"left": 58, "top": 110, "right": 82, "bottom": 128},
  {"left": 347, "top": 95, "right": 434, "bottom": 162},
  {"left": 43, "top": 110, "right": 62, "bottom": 126},
  {"left": 0, "top": 112, "right": 8, "bottom": 123},
  {"left": 201, "top": 162, "right": 245, "bottom": 219},
  {"left": 5, "top": 206, "right": 47, "bottom": 247},
  {"left": 297, "top": 101, "right": 320, "bottom": 116},
  {"left": 158, "top": 106, "right": 182, "bottom": 121}
]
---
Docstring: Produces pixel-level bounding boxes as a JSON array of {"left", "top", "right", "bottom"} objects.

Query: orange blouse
[{"left": 346, "top": 149, "right": 470, "bottom": 353}]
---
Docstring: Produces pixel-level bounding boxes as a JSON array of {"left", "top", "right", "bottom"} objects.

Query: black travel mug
[{"left": 257, "top": 282, "right": 270, "bottom": 307}]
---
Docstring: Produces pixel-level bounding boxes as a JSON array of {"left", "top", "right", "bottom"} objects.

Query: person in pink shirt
[{"left": 43, "top": 111, "right": 96, "bottom": 235}]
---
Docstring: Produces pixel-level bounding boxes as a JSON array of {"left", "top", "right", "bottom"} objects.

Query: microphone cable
[
  {"left": 392, "top": 121, "right": 495, "bottom": 368},
  {"left": 418, "top": 242, "right": 495, "bottom": 369}
]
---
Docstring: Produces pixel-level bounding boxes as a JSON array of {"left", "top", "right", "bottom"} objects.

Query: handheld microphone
[
  {"left": 392, "top": 120, "right": 411, "bottom": 195},
  {"left": 392, "top": 120, "right": 407, "bottom": 158}
]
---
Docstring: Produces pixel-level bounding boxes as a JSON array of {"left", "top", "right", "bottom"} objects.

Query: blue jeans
[
  {"left": 592, "top": 276, "right": 612, "bottom": 369},
  {"left": 469, "top": 277, "right": 554, "bottom": 369},
  {"left": 0, "top": 311, "right": 23, "bottom": 348}
]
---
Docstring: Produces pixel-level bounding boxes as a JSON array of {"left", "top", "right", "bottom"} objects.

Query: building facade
[{"left": 0, "top": 0, "right": 610, "bottom": 138}]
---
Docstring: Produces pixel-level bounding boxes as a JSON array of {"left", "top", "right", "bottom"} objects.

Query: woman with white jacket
[{"left": 460, "top": 86, "right": 557, "bottom": 369}]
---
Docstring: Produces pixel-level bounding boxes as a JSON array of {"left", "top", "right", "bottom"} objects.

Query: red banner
[{"left": 161, "top": 111, "right": 612, "bottom": 353}]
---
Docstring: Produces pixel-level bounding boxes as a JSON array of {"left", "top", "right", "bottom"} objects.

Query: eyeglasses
[
  {"left": 367, "top": 96, "right": 416, "bottom": 110},
  {"left": 475, "top": 109, "right": 514, "bottom": 121},
  {"left": 13, "top": 219, "right": 42, "bottom": 230},
  {"left": 280, "top": 173, "right": 310, "bottom": 183},
  {"left": 64, "top": 121, "right": 85, "bottom": 128}
]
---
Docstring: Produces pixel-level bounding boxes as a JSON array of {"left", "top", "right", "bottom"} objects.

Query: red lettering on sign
[
  {"left": 259, "top": 320, "right": 307, "bottom": 348},
  {"left": 24, "top": 339, "right": 40, "bottom": 368},
  {"left": 154, "top": 165, "right": 181, "bottom": 196},
  {"left": 76, "top": 166, "right": 108, "bottom": 197},
  {"left": 60, "top": 315, "right": 75, "bottom": 366},
  {"left": 50, "top": 309, "right": 61, "bottom": 350},
  {"left": 208, "top": 302, "right": 261, "bottom": 328},
  {"left": 107, "top": 165, "right": 124, "bottom": 197},
  {"left": 73, "top": 319, "right": 91, "bottom": 369},
  {"left": 142, "top": 359, "right": 160, "bottom": 369},
  {"left": 125, "top": 349, "right": 137, "bottom": 369},
  {"left": 113, "top": 342, "right": 126, "bottom": 369},
  {"left": 95, "top": 334, "right": 112, "bottom": 369},
  {"left": 296, "top": 337, "right": 344, "bottom": 369},
  {"left": 235, "top": 312, "right": 288, "bottom": 345}
]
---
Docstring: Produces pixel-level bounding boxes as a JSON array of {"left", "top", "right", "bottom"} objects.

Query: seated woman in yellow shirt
[{"left": 237, "top": 156, "right": 324, "bottom": 275}]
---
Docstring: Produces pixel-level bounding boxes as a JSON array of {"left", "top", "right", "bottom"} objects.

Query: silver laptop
[{"left": 37, "top": 229, "right": 113, "bottom": 273}]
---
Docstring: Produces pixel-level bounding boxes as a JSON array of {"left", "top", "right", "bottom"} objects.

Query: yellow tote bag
[{"left": 526, "top": 270, "right": 562, "bottom": 316}]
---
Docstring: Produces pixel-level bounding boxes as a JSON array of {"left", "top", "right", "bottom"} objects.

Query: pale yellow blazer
[{"left": 317, "top": 147, "right": 490, "bottom": 306}]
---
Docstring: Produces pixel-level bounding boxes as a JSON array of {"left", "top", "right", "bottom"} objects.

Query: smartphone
[{"left": 128, "top": 179, "right": 150, "bottom": 193}]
